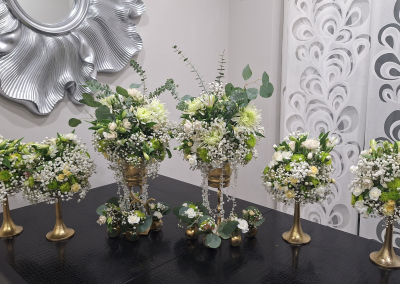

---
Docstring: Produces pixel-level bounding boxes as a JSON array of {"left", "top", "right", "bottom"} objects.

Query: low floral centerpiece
[
  {"left": 172, "top": 46, "right": 274, "bottom": 229},
  {"left": 23, "top": 132, "right": 96, "bottom": 241},
  {"left": 349, "top": 139, "right": 400, "bottom": 268},
  {"left": 96, "top": 197, "right": 123, "bottom": 238},
  {"left": 262, "top": 131, "right": 336, "bottom": 244},
  {"left": 172, "top": 201, "right": 208, "bottom": 240},
  {"left": 216, "top": 215, "right": 249, "bottom": 247},
  {"left": 242, "top": 206, "right": 265, "bottom": 238},
  {"left": 69, "top": 61, "right": 178, "bottom": 235},
  {"left": 148, "top": 201, "right": 171, "bottom": 231}
]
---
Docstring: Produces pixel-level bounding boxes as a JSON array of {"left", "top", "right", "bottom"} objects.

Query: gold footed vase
[
  {"left": 230, "top": 231, "right": 242, "bottom": 247},
  {"left": 185, "top": 225, "right": 198, "bottom": 240},
  {"left": 207, "top": 163, "right": 232, "bottom": 224},
  {"left": 150, "top": 219, "right": 163, "bottom": 231},
  {"left": 46, "top": 197, "right": 74, "bottom": 242},
  {"left": 246, "top": 226, "right": 258, "bottom": 238},
  {"left": 107, "top": 226, "right": 121, "bottom": 238},
  {"left": 125, "top": 229, "right": 140, "bottom": 242},
  {"left": 370, "top": 217, "right": 400, "bottom": 268},
  {"left": 0, "top": 196, "right": 23, "bottom": 238},
  {"left": 282, "top": 201, "right": 310, "bottom": 245}
]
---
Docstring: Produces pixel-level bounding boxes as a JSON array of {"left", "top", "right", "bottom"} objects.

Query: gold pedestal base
[
  {"left": 0, "top": 196, "right": 23, "bottom": 238},
  {"left": 140, "top": 228, "right": 150, "bottom": 236},
  {"left": 46, "top": 197, "right": 74, "bottom": 242},
  {"left": 370, "top": 219, "right": 400, "bottom": 268},
  {"left": 282, "top": 201, "right": 310, "bottom": 245}
]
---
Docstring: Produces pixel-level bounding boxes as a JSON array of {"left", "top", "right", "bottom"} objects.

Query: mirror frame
[{"left": 6, "top": 0, "right": 89, "bottom": 35}]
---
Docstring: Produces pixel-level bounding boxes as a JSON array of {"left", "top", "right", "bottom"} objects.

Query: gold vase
[
  {"left": 230, "top": 231, "right": 242, "bottom": 247},
  {"left": 125, "top": 229, "right": 140, "bottom": 242},
  {"left": 185, "top": 225, "right": 198, "bottom": 240},
  {"left": 246, "top": 226, "right": 258, "bottom": 238},
  {"left": 150, "top": 219, "right": 163, "bottom": 231},
  {"left": 208, "top": 163, "right": 232, "bottom": 224},
  {"left": 46, "top": 197, "right": 75, "bottom": 242},
  {"left": 282, "top": 201, "right": 310, "bottom": 245},
  {"left": 107, "top": 226, "right": 121, "bottom": 238},
  {"left": 0, "top": 196, "right": 23, "bottom": 238},
  {"left": 370, "top": 217, "right": 400, "bottom": 268}
]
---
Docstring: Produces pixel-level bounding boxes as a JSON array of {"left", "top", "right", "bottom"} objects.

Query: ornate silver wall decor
[{"left": 0, "top": 0, "right": 145, "bottom": 115}]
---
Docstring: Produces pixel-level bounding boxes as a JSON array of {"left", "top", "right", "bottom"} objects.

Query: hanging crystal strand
[
  {"left": 227, "top": 163, "right": 238, "bottom": 217},
  {"left": 201, "top": 167, "right": 213, "bottom": 217},
  {"left": 218, "top": 165, "right": 225, "bottom": 222}
]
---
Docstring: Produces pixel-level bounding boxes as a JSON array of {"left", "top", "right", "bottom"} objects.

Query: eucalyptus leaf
[
  {"left": 138, "top": 215, "right": 152, "bottom": 233},
  {"left": 195, "top": 202, "right": 209, "bottom": 215},
  {"left": 217, "top": 223, "right": 231, "bottom": 239},
  {"left": 225, "top": 83, "right": 234, "bottom": 96},
  {"left": 242, "top": 64, "right": 252, "bottom": 80},
  {"left": 205, "top": 233, "right": 222, "bottom": 248},
  {"left": 246, "top": 205, "right": 258, "bottom": 211},
  {"left": 181, "top": 95, "right": 194, "bottom": 101},
  {"left": 95, "top": 105, "right": 111, "bottom": 121},
  {"left": 222, "top": 221, "right": 239, "bottom": 235},
  {"left": 81, "top": 93, "right": 102, "bottom": 107},
  {"left": 69, "top": 118, "right": 82, "bottom": 127},
  {"left": 116, "top": 86, "right": 129, "bottom": 98},
  {"left": 172, "top": 206, "right": 183, "bottom": 216},
  {"left": 96, "top": 205, "right": 107, "bottom": 216},
  {"left": 262, "top": 72, "right": 269, "bottom": 85},
  {"left": 129, "top": 83, "right": 141, "bottom": 89},
  {"left": 260, "top": 83, "right": 274, "bottom": 98},
  {"left": 177, "top": 215, "right": 192, "bottom": 225},
  {"left": 179, "top": 207, "right": 190, "bottom": 215},
  {"left": 246, "top": 88, "right": 258, "bottom": 100},
  {"left": 256, "top": 218, "right": 265, "bottom": 226},
  {"left": 198, "top": 215, "right": 211, "bottom": 225},
  {"left": 106, "top": 197, "right": 119, "bottom": 206}
]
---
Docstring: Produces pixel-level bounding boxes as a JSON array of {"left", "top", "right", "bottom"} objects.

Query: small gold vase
[
  {"left": 208, "top": 163, "right": 232, "bottom": 224},
  {"left": 370, "top": 217, "right": 400, "bottom": 268},
  {"left": 107, "top": 226, "right": 121, "bottom": 238},
  {"left": 246, "top": 226, "right": 258, "bottom": 238},
  {"left": 150, "top": 219, "right": 163, "bottom": 231},
  {"left": 46, "top": 197, "right": 75, "bottom": 242},
  {"left": 125, "top": 229, "right": 140, "bottom": 242},
  {"left": 0, "top": 196, "right": 23, "bottom": 238},
  {"left": 282, "top": 201, "right": 310, "bottom": 245},
  {"left": 185, "top": 225, "right": 198, "bottom": 240},
  {"left": 230, "top": 231, "right": 242, "bottom": 247}
]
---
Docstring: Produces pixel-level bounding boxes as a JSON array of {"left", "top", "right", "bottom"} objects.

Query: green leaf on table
[
  {"left": 260, "top": 83, "right": 274, "bottom": 98},
  {"left": 222, "top": 220, "right": 238, "bottom": 235},
  {"left": 242, "top": 64, "right": 252, "bottom": 80},
  {"left": 246, "top": 88, "right": 258, "bottom": 100},
  {"left": 95, "top": 105, "right": 111, "bottom": 121},
  {"left": 195, "top": 202, "right": 209, "bottom": 215},
  {"left": 179, "top": 207, "right": 190, "bottom": 215},
  {"left": 177, "top": 215, "right": 192, "bottom": 225},
  {"left": 198, "top": 215, "right": 211, "bottom": 225},
  {"left": 256, "top": 218, "right": 265, "bottom": 226},
  {"left": 138, "top": 215, "right": 152, "bottom": 233},
  {"left": 172, "top": 206, "right": 183, "bottom": 216},
  {"left": 246, "top": 206, "right": 259, "bottom": 211},
  {"left": 106, "top": 197, "right": 119, "bottom": 206},
  {"left": 69, "top": 118, "right": 82, "bottom": 127},
  {"left": 129, "top": 83, "right": 141, "bottom": 89},
  {"left": 225, "top": 83, "right": 234, "bottom": 96},
  {"left": 205, "top": 233, "right": 221, "bottom": 248},
  {"left": 116, "top": 86, "right": 129, "bottom": 98},
  {"left": 262, "top": 72, "right": 269, "bottom": 85},
  {"left": 96, "top": 205, "right": 107, "bottom": 216},
  {"left": 217, "top": 222, "right": 230, "bottom": 239}
]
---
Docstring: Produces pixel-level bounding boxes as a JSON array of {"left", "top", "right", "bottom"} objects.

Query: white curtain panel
[{"left": 280, "top": 0, "right": 372, "bottom": 234}]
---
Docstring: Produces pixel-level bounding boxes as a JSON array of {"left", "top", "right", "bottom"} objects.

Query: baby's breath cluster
[
  {"left": 349, "top": 140, "right": 400, "bottom": 222},
  {"left": 263, "top": 132, "right": 336, "bottom": 205},
  {"left": 22, "top": 133, "right": 96, "bottom": 204}
]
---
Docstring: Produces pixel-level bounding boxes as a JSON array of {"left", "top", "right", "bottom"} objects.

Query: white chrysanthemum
[
  {"left": 232, "top": 103, "right": 261, "bottom": 130},
  {"left": 128, "top": 88, "right": 144, "bottom": 101}
]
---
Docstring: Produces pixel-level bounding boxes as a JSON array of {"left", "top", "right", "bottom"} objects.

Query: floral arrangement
[
  {"left": 172, "top": 201, "right": 208, "bottom": 227},
  {"left": 22, "top": 132, "right": 96, "bottom": 204},
  {"left": 242, "top": 206, "right": 265, "bottom": 228},
  {"left": 149, "top": 202, "right": 171, "bottom": 221},
  {"left": 172, "top": 45, "right": 274, "bottom": 219},
  {"left": 69, "top": 60, "right": 178, "bottom": 202},
  {"left": 0, "top": 135, "right": 29, "bottom": 204},
  {"left": 217, "top": 215, "right": 249, "bottom": 237},
  {"left": 196, "top": 216, "right": 221, "bottom": 248},
  {"left": 96, "top": 197, "right": 122, "bottom": 230},
  {"left": 349, "top": 140, "right": 400, "bottom": 221},
  {"left": 262, "top": 132, "right": 336, "bottom": 205},
  {"left": 121, "top": 209, "right": 152, "bottom": 234}
]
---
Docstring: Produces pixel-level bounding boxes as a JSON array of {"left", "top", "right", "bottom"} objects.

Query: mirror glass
[{"left": 16, "top": 0, "right": 75, "bottom": 24}]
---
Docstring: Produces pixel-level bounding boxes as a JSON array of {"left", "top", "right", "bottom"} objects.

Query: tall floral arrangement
[
  {"left": 262, "top": 132, "right": 336, "bottom": 204},
  {"left": 349, "top": 140, "right": 400, "bottom": 221},
  {"left": 172, "top": 46, "right": 274, "bottom": 221},
  {"left": 22, "top": 132, "right": 96, "bottom": 204},
  {"left": 69, "top": 61, "right": 178, "bottom": 205}
]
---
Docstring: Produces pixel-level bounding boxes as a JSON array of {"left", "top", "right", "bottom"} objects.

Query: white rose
[
  {"left": 352, "top": 187, "right": 364, "bottom": 197},
  {"left": 360, "top": 150, "right": 369, "bottom": 156},
  {"left": 354, "top": 200, "right": 368, "bottom": 214},
  {"left": 237, "top": 219, "right": 249, "bottom": 233},
  {"left": 96, "top": 216, "right": 106, "bottom": 225},
  {"left": 153, "top": 211, "right": 163, "bottom": 219},
  {"left": 189, "top": 154, "right": 197, "bottom": 166},
  {"left": 307, "top": 153, "right": 313, "bottom": 160},
  {"left": 122, "top": 118, "right": 131, "bottom": 130},
  {"left": 272, "top": 151, "right": 283, "bottom": 162},
  {"left": 103, "top": 131, "right": 118, "bottom": 140},
  {"left": 282, "top": 151, "right": 292, "bottom": 160},
  {"left": 315, "top": 185, "right": 326, "bottom": 196},
  {"left": 108, "top": 122, "right": 117, "bottom": 131},
  {"left": 301, "top": 139, "right": 320, "bottom": 150},
  {"left": 265, "top": 182, "right": 272, "bottom": 187},
  {"left": 128, "top": 215, "right": 140, "bottom": 225},
  {"left": 184, "top": 120, "right": 192, "bottom": 133},
  {"left": 289, "top": 141, "right": 296, "bottom": 151},
  {"left": 362, "top": 177, "right": 374, "bottom": 189},
  {"left": 185, "top": 208, "right": 197, "bottom": 219},
  {"left": 369, "top": 187, "right": 381, "bottom": 201}
]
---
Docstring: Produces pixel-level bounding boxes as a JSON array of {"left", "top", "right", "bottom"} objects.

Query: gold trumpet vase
[
  {"left": 370, "top": 217, "right": 400, "bottom": 268},
  {"left": 0, "top": 196, "right": 23, "bottom": 238},
  {"left": 282, "top": 201, "right": 310, "bottom": 245},
  {"left": 207, "top": 163, "right": 232, "bottom": 224},
  {"left": 46, "top": 197, "right": 74, "bottom": 242},
  {"left": 124, "top": 163, "right": 151, "bottom": 236}
]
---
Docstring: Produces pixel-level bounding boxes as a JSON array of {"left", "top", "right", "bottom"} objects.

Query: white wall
[{"left": 0, "top": 0, "right": 283, "bottom": 211}]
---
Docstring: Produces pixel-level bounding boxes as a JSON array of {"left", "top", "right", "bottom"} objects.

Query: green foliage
[
  {"left": 387, "top": 178, "right": 400, "bottom": 190},
  {"left": 95, "top": 105, "right": 111, "bottom": 121},
  {"left": 69, "top": 118, "right": 82, "bottom": 127},
  {"left": 351, "top": 194, "right": 357, "bottom": 205},
  {"left": 96, "top": 205, "right": 107, "bottom": 215},
  {"left": 130, "top": 60, "right": 148, "bottom": 95},
  {"left": 205, "top": 233, "right": 222, "bottom": 248},
  {"left": 79, "top": 93, "right": 103, "bottom": 107},
  {"left": 388, "top": 190, "right": 400, "bottom": 201},
  {"left": 149, "top": 78, "right": 179, "bottom": 100},
  {"left": 137, "top": 215, "right": 152, "bottom": 233},
  {"left": 246, "top": 88, "right": 258, "bottom": 100},
  {"left": 215, "top": 50, "right": 226, "bottom": 84},
  {"left": 242, "top": 64, "right": 252, "bottom": 80},
  {"left": 380, "top": 192, "right": 389, "bottom": 203}
]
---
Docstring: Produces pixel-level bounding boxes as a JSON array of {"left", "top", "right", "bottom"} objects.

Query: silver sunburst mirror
[{"left": 0, "top": 0, "right": 145, "bottom": 115}]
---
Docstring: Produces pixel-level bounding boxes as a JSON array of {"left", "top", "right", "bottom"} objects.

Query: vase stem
[
  {"left": 217, "top": 188, "right": 222, "bottom": 225},
  {"left": 282, "top": 201, "right": 310, "bottom": 245},
  {"left": 370, "top": 217, "right": 400, "bottom": 268},
  {"left": 0, "top": 196, "right": 23, "bottom": 238},
  {"left": 46, "top": 197, "right": 74, "bottom": 242}
]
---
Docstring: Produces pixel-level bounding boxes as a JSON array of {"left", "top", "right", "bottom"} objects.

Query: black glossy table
[{"left": 0, "top": 176, "right": 399, "bottom": 284}]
